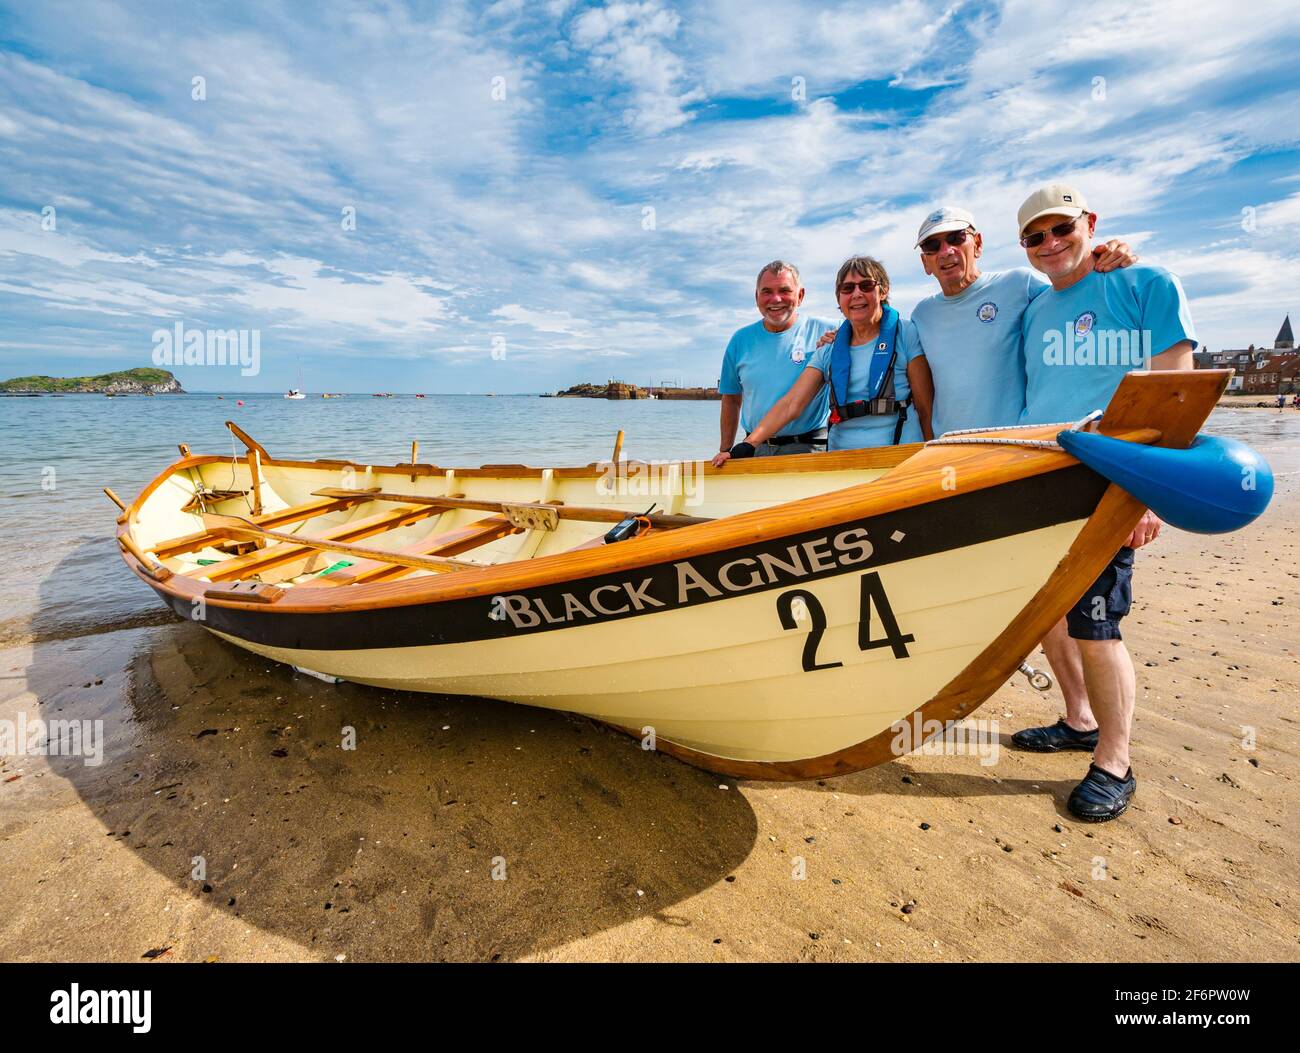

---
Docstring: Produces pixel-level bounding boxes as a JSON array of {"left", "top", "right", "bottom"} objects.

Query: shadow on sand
[{"left": 26, "top": 540, "right": 759, "bottom": 960}]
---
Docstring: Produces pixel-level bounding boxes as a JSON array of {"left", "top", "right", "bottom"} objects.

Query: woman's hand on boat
[
  {"left": 1092, "top": 239, "right": 1138, "bottom": 272},
  {"left": 1126, "top": 509, "right": 1162, "bottom": 548},
  {"left": 713, "top": 441, "right": 757, "bottom": 467}
]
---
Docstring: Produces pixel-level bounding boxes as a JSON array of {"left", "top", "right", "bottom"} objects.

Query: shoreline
[{"left": 1217, "top": 394, "right": 1300, "bottom": 410}]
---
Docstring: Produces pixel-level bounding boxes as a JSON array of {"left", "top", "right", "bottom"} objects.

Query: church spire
[{"left": 1277, "top": 314, "right": 1294, "bottom": 350}]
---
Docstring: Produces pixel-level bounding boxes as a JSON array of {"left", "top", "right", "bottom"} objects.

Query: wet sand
[{"left": 1, "top": 495, "right": 1296, "bottom": 962}]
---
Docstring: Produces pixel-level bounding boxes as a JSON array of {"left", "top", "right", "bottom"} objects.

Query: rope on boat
[
  {"left": 925, "top": 410, "right": 1103, "bottom": 452},
  {"left": 222, "top": 429, "right": 255, "bottom": 513}
]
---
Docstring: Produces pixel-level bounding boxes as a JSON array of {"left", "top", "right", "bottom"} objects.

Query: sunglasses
[
  {"left": 1019, "top": 216, "right": 1083, "bottom": 248},
  {"left": 918, "top": 229, "right": 972, "bottom": 255},
  {"left": 837, "top": 279, "right": 880, "bottom": 297}
]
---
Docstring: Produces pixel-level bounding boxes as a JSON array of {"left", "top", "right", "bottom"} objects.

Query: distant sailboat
[{"left": 284, "top": 359, "right": 306, "bottom": 399}]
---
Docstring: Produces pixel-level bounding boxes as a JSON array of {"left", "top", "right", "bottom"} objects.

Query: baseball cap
[
  {"left": 914, "top": 206, "right": 976, "bottom": 248},
  {"left": 1017, "top": 183, "right": 1090, "bottom": 237}
]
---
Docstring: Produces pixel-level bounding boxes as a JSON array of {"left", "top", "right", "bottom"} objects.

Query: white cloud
[
  {"left": 232, "top": 257, "right": 451, "bottom": 334},
  {"left": 570, "top": 1, "right": 705, "bottom": 134}
]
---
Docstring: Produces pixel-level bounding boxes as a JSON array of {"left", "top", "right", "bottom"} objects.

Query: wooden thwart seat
[
  {"left": 199, "top": 503, "right": 445, "bottom": 583},
  {"left": 154, "top": 492, "right": 377, "bottom": 559},
  {"left": 314, "top": 514, "right": 522, "bottom": 586}
]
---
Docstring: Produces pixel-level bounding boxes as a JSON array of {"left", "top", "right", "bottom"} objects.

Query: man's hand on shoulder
[
  {"left": 1093, "top": 239, "right": 1138, "bottom": 272},
  {"left": 816, "top": 329, "right": 836, "bottom": 348},
  {"left": 1126, "top": 509, "right": 1162, "bottom": 549}
]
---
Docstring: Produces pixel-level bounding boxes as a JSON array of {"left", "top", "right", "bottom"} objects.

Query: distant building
[
  {"left": 1238, "top": 353, "right": 1300, "bottom": 396},
  {"left": 1194, "top": 315, "right": 1295, "bottom": 393}
]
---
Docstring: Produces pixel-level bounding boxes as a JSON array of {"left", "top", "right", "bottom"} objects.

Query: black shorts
[{"left": 1066, "top": 547, "right": 1135, "bottom": 642}]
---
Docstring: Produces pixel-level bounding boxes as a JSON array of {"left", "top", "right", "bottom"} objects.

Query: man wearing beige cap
[
  {"left": 909, "top": 205, "right": 1136, "bottom": 436},
  {"left": 1011, "top": 182, "right": 1196, "bottom": 823}
]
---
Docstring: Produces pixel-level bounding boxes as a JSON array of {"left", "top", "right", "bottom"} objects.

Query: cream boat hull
[{"left": 210, "top": 521, "right": 1083, "bottom": 763}]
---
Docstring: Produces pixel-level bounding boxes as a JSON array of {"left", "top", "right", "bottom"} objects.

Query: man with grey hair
[{"left": 712, "top": 261, "right": 838, "bottom": 465}]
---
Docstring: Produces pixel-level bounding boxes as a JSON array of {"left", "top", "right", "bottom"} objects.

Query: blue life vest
[{"left": 827, "top": 305, "right": 908, "bottom": 440}]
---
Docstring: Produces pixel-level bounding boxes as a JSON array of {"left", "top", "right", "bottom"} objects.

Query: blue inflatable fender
[{"left": 1055, "top": 431, "right": 1273, "bottom": 534}]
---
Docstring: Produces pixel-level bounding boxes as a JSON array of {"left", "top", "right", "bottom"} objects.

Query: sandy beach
[{"left": 1, "top": 476, "right": 1295, "bottom": 964}]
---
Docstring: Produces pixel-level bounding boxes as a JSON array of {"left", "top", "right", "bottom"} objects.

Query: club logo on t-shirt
[
  {"left": 791, "top": 347, "right": 806, "bottom": 363},
  {"left": 977, "top": 301, "right": 998, "bottom": 323},
  {"left": 1074, "top": 311, "right": 1097, "bottom": 337}
]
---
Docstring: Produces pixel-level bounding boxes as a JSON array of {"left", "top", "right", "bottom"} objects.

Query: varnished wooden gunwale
[{"left": 266, "top": 442, "right": 922, "bottom": 479}]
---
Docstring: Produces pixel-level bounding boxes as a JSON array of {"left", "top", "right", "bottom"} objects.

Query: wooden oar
[
  {"left": 310, "top": 487, "right": 712, "bottom": 528},
  {"left": 200, "top": 513, "right": 479, "bottom": 574}
]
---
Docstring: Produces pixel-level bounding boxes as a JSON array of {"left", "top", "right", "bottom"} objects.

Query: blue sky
[{"left": 1, "top": 0, "right": 1298, "bottom": 393}]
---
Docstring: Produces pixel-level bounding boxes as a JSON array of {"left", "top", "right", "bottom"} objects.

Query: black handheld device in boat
[{"left": 603, "top": 505, "right": 655, "bottom": 544}]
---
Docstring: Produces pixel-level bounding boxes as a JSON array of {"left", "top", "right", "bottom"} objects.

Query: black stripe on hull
[{"left": 151, "top": 464, "right": 1107, "bottom": 651}]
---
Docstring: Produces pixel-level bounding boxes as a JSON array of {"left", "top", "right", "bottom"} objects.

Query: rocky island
[
  {"left": 0, "top": 367, "right": 185, "bottom": 395},
  {"left": 549, "top": 380, "right": 719, "bottom": 400}
]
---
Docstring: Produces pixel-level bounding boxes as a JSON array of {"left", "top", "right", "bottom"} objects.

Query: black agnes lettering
[{"left": 494, "top": 527, "right": 878, "bottom": 630}]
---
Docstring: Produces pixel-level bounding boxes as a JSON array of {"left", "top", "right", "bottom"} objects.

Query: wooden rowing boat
[{"left": 111, "top": 370, "right": 1231, "bottom": 780}]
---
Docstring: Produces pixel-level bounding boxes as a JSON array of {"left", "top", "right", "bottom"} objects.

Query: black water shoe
[
  {"left": 1067, "top": 764, "right": 1136, "bottom": 822},
  {"left": 1011, "top": 719, "right": 1099, "bottom": 753}
]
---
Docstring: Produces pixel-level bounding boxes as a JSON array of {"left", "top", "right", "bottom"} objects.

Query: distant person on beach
[
  {"left": 715, "top": 256, "right": 933, "bottom": 460},
  {"left": 1278, "top": 393, "right": 1286, "bottom": 409},
  {"left": 1009, "top": 183, "right": 1196, "bottom": 823},
  {"left": 711, "top": 261, "right": 838, "bottom": 464}
]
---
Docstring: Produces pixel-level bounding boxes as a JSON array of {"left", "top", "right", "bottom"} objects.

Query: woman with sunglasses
[{"left": 718, "top": 256, "right": 933, "bottom": 460}]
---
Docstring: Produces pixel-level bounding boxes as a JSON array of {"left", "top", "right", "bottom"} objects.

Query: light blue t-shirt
[
  {"left": 910, "top": 269, "right": 1048, "bottom": 435},
  {"left": 1020, "top": 264, "right": 1197, "bottom": 425},
  {"left": 808, "top": 318, "right": 924, "bottom": 449},
  {"left": 719, "top": 314, "right": 837, "bottom": 437}
]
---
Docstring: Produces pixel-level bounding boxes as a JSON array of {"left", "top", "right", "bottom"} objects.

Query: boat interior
[{"left": 114, "top": 426, "right": 918, "bottom": 593}]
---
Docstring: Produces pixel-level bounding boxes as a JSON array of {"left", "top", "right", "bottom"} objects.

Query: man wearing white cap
[
  {"left": 1011, "top": 182, "right": 1196, "bottom": 823},
  {"left": 908, "top": 206, "right": 1136, "bottom": 436}
]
